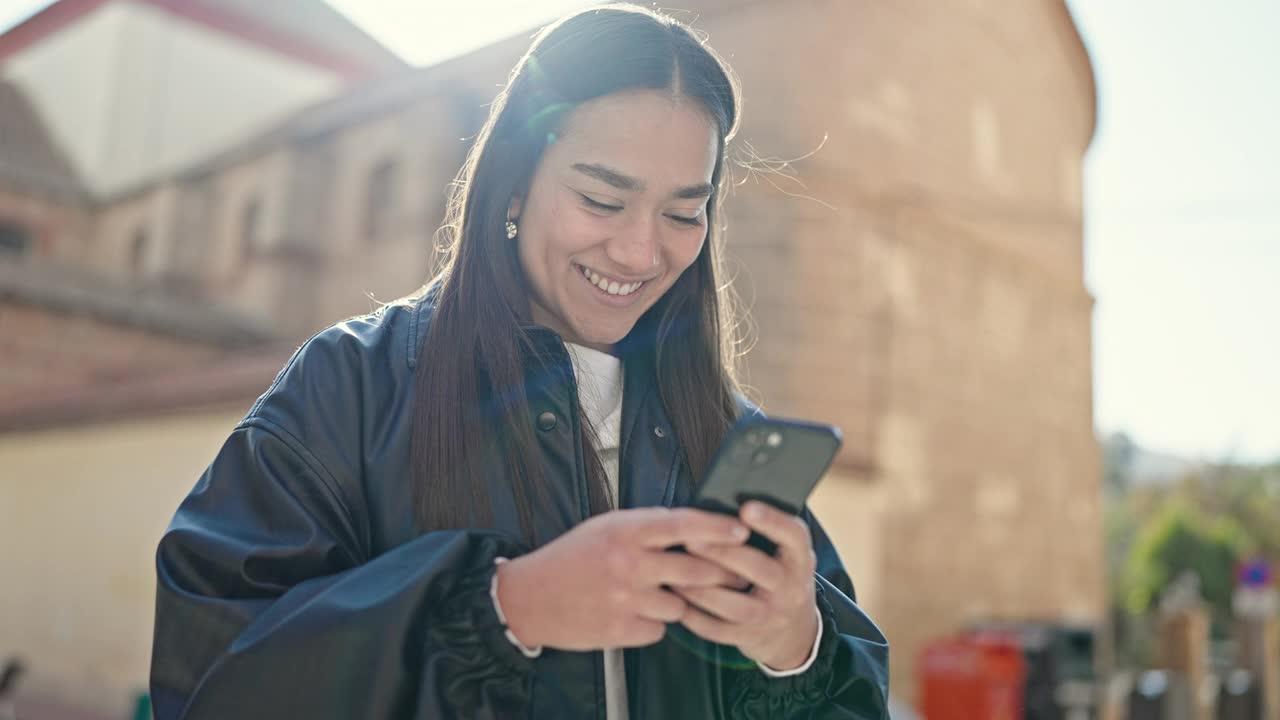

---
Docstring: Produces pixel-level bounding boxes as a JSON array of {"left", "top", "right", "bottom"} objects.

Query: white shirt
[{"left": 564, "top": 343, "right": 629, "bottom": 720}]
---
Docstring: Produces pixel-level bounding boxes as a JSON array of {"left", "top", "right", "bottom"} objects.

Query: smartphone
[{"left": 690, "top": 415, "right": 842, "bottom": 555}]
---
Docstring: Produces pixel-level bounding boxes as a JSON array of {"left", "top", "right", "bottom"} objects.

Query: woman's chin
[{"left": 566, "top": 319, "right": 634, "bottom": 349}]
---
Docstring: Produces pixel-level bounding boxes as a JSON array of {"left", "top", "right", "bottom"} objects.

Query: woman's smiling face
[{"left": 510, "top": 89, "right": 719, "bottom": 353}]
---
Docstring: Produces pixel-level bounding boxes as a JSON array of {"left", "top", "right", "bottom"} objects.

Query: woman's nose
[{"left": 604, "top": 215, "right": 659, "bottom": 273}]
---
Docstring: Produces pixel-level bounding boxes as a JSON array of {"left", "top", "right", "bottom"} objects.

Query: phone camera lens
[
  {"left": 745, "top": 431, "right": 763, "bottom": 446},
  {"left": 766, "top": 432, "right": 783, "bottom": 447},
  {"left": 751, "top": 449, "right": 771, "bottom": 465}
]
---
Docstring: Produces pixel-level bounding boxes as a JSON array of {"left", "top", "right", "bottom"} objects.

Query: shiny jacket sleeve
[
  {"left": 720, "top": 510, "right": 890, "bottom": 719},
  {"left": 150, "top": 421, "right": 534, "bottom": 719},
  {"left": 150, "top": 315, "right": 536, "bottom": 720}
]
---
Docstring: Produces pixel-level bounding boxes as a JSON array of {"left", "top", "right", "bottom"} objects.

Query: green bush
[{"left": 1122, "top": 499, "right": 1247, "bottom": 631}]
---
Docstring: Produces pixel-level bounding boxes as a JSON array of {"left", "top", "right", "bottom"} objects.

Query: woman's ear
[{"left": 507, "top": 195, "right": 523, "bottom": 221}]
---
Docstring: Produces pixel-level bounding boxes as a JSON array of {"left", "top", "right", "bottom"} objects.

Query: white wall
[
  {"left": 2, "top": 1, "right": 346, "bottom": 196},
  {"left": 105, "top": 2, "right": 343, "bottom": 193},
  {"left": 0, "top": 408, "right": 247, "bottom": 713}
]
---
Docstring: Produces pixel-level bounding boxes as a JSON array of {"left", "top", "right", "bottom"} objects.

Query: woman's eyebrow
[
  {"left": 572, "top": 162, "right": 713, "bottom": 200},
  {"left": 672, "top": 182, "right": 714, "bottom": 200},
  {"left": 573, "top": 163, "right": 640, "bottom": 191}
]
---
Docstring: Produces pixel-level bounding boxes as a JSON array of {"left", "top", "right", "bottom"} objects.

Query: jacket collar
[
  {"left": 519, "top": 321, "right": 682, "bottom": 512},
  {"left": 412, "top": 290, "right": 682, "bottom": 512}
]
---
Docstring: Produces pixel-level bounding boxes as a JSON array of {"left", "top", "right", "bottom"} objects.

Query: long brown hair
[{"left": 411, "top": 4, "right": 744, "bottom": 541}]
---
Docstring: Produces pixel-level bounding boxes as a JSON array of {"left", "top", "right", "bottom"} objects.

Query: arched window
[
  {"left": 364, "top": 158, "right": 399, "bottom": 242},
  {"left": 129, "top": 227, "right": 149, "bottom": 273},
  {"left": 0, "top": 221, "right": 32, "bottom": 258},
  {"left": 240, "top": 197, "right": 262, "bottom": 256}
]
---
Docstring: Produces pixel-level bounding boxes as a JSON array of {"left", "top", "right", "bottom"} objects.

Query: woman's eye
[
  {"left": 577, "top": 192, "right": 702, "bottom": 227},
  {"left": 668, "top": 214, "right": 704, "bottom": 227},
  {"left": 579, "top": 194, "right": 622, "bottom": 212}
]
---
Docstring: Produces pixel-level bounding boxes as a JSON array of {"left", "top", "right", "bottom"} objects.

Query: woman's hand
[
  {"left": 495, "top": 507, "right": 750, "bottom": 651},
  {"left": 669, "top": 501, "right": 819, "bottom": 671}
]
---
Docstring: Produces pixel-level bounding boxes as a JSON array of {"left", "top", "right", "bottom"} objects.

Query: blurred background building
[{"left": 0, "top": 0, "right": 1104, "bottom": 716}]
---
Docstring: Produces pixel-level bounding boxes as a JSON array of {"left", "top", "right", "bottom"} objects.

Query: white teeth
[{"left": 579, "top": 264, "right": 643, "bottom": 296}]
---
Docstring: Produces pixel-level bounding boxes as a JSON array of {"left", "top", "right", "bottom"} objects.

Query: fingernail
[
  {"left": 732, "top": 525, "right": 750, "bottom": 541},
  {"left": 745, "top": 503, "right": 765, "bottom": 522}
]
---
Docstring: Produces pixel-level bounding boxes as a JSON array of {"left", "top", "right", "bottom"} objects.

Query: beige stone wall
[
  {"left": 694, "top": 0, "right": 1101, "bottom": 701},
  {"left": 305, "top": 97, "right": 464, "bottom": 332},
  {"left": 204, "top": 149, "right": 294, "bottom": 318},
  {"left": 91, "top": 184, "right": 180, "bottom": 277},
  {"left": 809, "top": 468, "right": 886, "bottom": 620},
  {"left": 0, "top": 408, "right": 248, "bottom": 713},
  {"left": 118, "top": 94, "right": 476, "bottom": 341},
  {"left": 871, "top": 210, "right": 1102, "bottom": 700}
]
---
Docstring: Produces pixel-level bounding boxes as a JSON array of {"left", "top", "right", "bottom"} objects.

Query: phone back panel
[{"left": 693, "top": 416, "right": 842, "bottom": 517}]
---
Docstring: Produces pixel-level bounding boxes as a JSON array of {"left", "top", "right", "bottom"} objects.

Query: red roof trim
[
  {"left": 0, "top": 0, "right": 381, "bottom": 80},
  {"left": 0, "top": 0, "right": 109, "bottom": 65},
  {"left": 134, "top": 0, "right": 372, "bottom": 80}
]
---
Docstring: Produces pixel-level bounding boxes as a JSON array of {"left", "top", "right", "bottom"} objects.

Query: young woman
[{"left": 150, "top": 5, "right": 889, "bottom": 718}]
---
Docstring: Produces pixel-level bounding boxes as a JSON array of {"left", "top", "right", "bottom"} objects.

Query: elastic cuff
[
  {"left": 427, "top": 536, "right": 538, "bottom": 680},
  {"left": 756, "top": 604, "right": 824, "bottom": 677},
  {"left": 492, "top": 557, "right": 543, "bottom": 658},
  {"left": 724, "top": 581, "right": 841, "bottom": 713}
]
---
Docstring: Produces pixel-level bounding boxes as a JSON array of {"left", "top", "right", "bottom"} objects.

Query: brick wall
[{"left": 0, "top": 302, "right": 228, "bottom": 406}]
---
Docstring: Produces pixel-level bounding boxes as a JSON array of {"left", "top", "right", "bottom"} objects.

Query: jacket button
[{"left": 536, "top": 411, "right": 558, "bottom": 431}]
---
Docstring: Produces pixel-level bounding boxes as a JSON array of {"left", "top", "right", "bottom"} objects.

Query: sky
[
  {"left": 1066, "top": 0, "right": 1279, "bottom": 462},
  {"left": 0, "top": 0, "right": 1275, "bottom": 462}
]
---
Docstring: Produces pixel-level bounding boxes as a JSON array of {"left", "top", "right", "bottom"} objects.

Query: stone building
[{"left": 0, "top": 0, "right": 1101, "bottom": 712}]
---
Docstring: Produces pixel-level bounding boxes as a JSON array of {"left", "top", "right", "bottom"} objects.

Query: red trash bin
[{"left": 919, "top": 631, "right": 1026, "bottom": 720}]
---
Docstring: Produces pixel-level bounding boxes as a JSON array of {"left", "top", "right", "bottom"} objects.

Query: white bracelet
[{"left": 491, "top": 557, "right": 543, "bottom": 658}]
